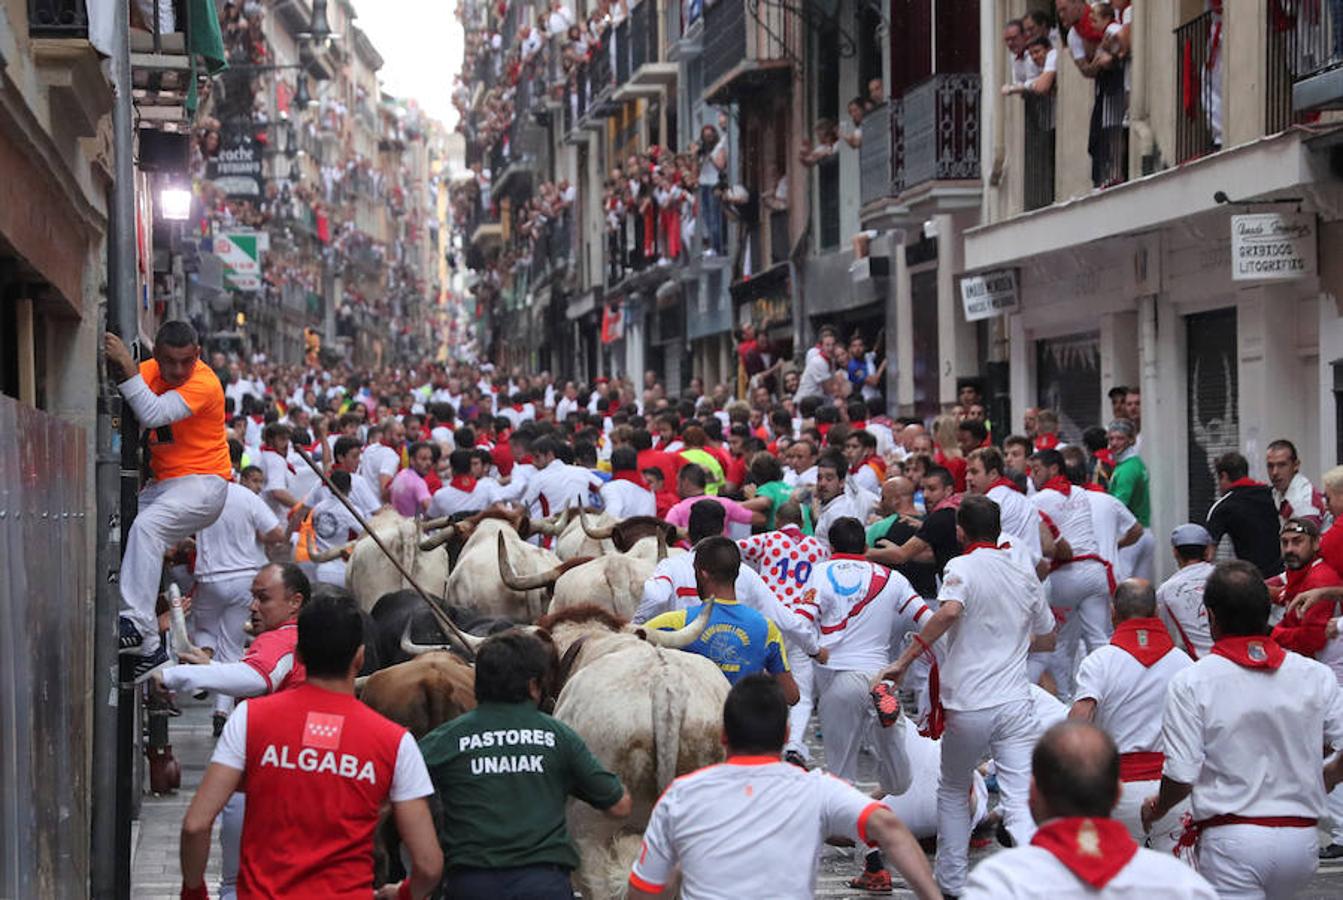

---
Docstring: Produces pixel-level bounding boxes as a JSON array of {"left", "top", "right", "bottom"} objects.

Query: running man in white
[
  {"left": 1069, "top": 579, "right": 1192, "bottom": 851},
  {"left": 1143, "top": 561, "right": 1343, "bottom": 898},
  {"left": 1155, "top": 524, "right": 1215, "bottom": 659},
  {"left": 627, "top": 675, "right": 940, "bottom": 900},
  {"left": 106, "top": 321, "right": 233, "bottom": 682},
  {"left": 878, "top": 494, "right": 1057, "bottom": 897}
]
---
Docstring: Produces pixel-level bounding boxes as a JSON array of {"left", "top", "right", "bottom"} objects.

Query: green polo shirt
[
  {"left": 756, "top": 480, "right": 813, "bottom": 532},
  {"left": 1109, "top": 452, "right": 1151, "bottom": 527},
  {"left": 418, "top": 701, "right": 624, "bottom": 871}
]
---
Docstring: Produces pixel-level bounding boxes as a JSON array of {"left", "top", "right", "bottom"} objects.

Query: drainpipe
[
  {"left": 93, "top": 2, "right": 139, "bottom": 896},
  {"left": 987, "top": 0, "right": 1007, "bottom": 191}
]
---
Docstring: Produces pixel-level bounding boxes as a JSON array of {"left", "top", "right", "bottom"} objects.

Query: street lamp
[
  {"left": 294, "top": 75, "right": 313, "bottom": 110},
  {"left": 159, "top": 185, "right": 192, "bottom": 221},
  {"left": 299, "top": 0, "right": 337, "bottom": 43}
]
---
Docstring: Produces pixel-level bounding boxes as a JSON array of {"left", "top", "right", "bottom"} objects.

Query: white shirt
[
  {"left": 1087, "top": 489, "right": 1137, "bottom": 567},
  {"left": 794, "top": 346, "right": 832, "bottom": 403},
  {"left": 358, "top": 443, "right": 400, "bottom": 498},
  {"left": 1161, "top": 651, "right": 1343, "bottom": 819},
  {"left": 305, "top": 472, "right": 382, "bottom": 519},
  {"left": 1074, "top": 637, "right": 1193, "bottom": 755},
  {"left": 851, "top": 463, "right": 881, "bottom": 496},
  {"left": 1067, "top": 24, "right": 1088, "bottom": 61},
  {"left": 257, "top": 448, "right": 295, "bottom": 521},
  {"left": 427, "top": 479, "right": 502, "bottom": 519},
  {"left": 1156, "top": 562, "right": 1214, "bottom": 659},
  {"left": 599, "top": 478, "right": 656, "bottom": 519},
  {"left": 555, "top": 396, "right": 580, "bottom": 422},
  {"left": 636, "top": 550, "right": 818, "bottom": 655},
  {"left": 783, "top": 465, "right": 817, "bottom": 488},
  {"left": 309, "top": 496, "right": 361, "bottom": 556},
  {"left": 813, "top": 490, "right": 869, "bottom": 549},
  {"left": 1033, "top": 486, "right": 1100, "bottom": 555},
  {"left": 965, "top": 843, "right": 1217, "bottom": 899},
  {"left": 195, "top": 483, "right": 279, "bottom": 581},
  {"left": 212, "top": 701, "right": 434, "bottom": 803},
  {"left": 737, "top": 525, "right": 829, "bottom": 607},
  {"left": 811, "top": 556, "right": 929, "bottom": 672},
  {"left": 629, "top": 759, "right": 885, "bottom": 900},
  {"left": 988, "top": 484, "right": 1043, "bottom": 562},
  {"left": 936, "top": 546, "right": 1055, "bottom": 712},
  {"left": 522, "top": 460, "right": 593, "bottom": 519}
]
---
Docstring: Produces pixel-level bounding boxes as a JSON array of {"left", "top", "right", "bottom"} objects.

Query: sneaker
[
  {"left": 871, "top": 680, "right": 900, "bottom": 728},
  {"left": 193, "top": 689, "right": 210, "bottom": 701},
  {"left": 995, "top": 818, "right": 1016, "bottom": 849},
  {"left": 783, "top": 749, "right": 808, "bottom": 770},
  {"left": 118, "top": 616, "right": 144, "bottom": 655},
  {"left": 847, "top": 869, "right": 892, "bottom": 893},
  {"left": 119, "top": 642, "right": 170, "bottom": 685},
  {"left": 1321, "top": 843, "right": 1343, "bottom": 860}
]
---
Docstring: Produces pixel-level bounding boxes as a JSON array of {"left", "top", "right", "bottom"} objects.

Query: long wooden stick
[{"left": 292, "top": 445, "right": 477, "bottom": 659}]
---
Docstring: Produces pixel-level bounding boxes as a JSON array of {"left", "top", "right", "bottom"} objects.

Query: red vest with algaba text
[{"left": 239, "top": 683, "right": 407, "bottom": 898}]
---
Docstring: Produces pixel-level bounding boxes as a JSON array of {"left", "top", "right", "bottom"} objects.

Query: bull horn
[
  {"left": 399, "top": 618, "right": 458, "bottom": 656},
  {"left": 354, "top": 675, "right": 370, "bottom": 693},
  {"left": 418, "top": 523, "right": 458, "bottom": 552},
  {"left": 310, "top": 539, "right": 357, "bottom": 563},
  {"left": 641, "top": 596, "right": 717, "bottom": 649},
  {"left": 656, "top": 528, "right": 668, "bottom": 561},
  {"left": 166, "top": 585, "right": 203, "bottom": 658},
  {"left": 578, "top": 505, "right": 615, "bottom": 540},
  {"left": 419, "top": 516, "right": 451, "bottom": 532},
  {"left": 528, "top": 516, "right": 560, "bottom": 537},
  {"left": 496, "top": 531, "right": 562, "bottom": 592}
]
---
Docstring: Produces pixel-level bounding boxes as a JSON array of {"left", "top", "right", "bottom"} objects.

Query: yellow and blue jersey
[{"left": 645, "top": 598, "right": 789, "bottom": 684}]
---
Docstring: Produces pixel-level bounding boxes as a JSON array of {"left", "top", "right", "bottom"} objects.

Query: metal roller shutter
[
  {"left": 1186, "top": 308, "right": 1239, "bottom": 524},
  {"left": 1036, "top": 331, "right": 1101, "bottom": 445}
]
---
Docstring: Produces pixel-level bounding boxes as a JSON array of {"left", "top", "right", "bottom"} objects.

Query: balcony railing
[
  {"left": 701, "top": 0, "right": 789, "bottom": 101},
  {"left": 1272, "top": 0, "right": 1339, "bottom": 121},
  {"left": 1175, "top": 11, "right": 1220, "bottom": 163},
  {"left": 892, "top": 73, "right": 980, "bottom": 195},
  {"left": 28, "top": 0, "right": 88, "bottom": 37},
  {"left": 859, "top": 102, "right": 892, "bottom": 207},
  {"left": 631, "top": 0, "right": 657, "bottom": 73},
  {"left": 1022, "top": 92, "right": 1056, "bottom": 211},
  {"left": 614, "top": 20, "right": 632, "bottom": 85}
]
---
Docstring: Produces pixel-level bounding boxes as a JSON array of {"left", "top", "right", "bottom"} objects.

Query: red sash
[
  {"left": 1118, "top": 751, "right": 1164, "bottom": 782},
  {"left": 819, "top": 566, "right": 890, "bottom": 635},
  {"left": 913, "top": 633, "right": 943, "bottom": 739},
  {"left": 1175, "top": 814, "right": 1317, "bottom": 858},
  {"left": 1051, "top": 553, "right": 1117, "bottom": 594}
]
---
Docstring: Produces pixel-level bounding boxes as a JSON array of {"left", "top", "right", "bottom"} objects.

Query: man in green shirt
[
  {"left": 419, "top": 631, "right": 632, "bottom": 898},
  {"left": 1107, "top": 418, "right": 1155, "bottom": 582}
]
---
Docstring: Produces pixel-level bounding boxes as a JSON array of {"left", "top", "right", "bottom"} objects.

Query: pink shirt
[
  {"left": 389, "top": 468, "right": 431, "bottom": 517},
  {"left": 665, "top": 495, "right": 754, "bottom": 530}
]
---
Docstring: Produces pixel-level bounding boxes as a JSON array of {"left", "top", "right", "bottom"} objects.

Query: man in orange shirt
[{"left": 106, "top": 321, "right": 233, "bottom": 683}]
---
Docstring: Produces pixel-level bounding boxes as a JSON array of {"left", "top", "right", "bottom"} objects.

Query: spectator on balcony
[
  {"left": 519, "top": 23, "right": 543, "bottom": 61},
  {"left": 841, "top": 99, "right": 865, "bottom": 149},
  {"left": 696, "top": 124, "right": 728, "bottom": 257},
  {"left": 548, "top": 0, "right": 576, "bottom": 36},
  {"left": 799, "top": 119, "right": 840, "bottom": 167},
  {"left": 1004, "top": 18, "right": 1032, "bottom": 85},
  {"left": 867, "top": 77, "right": 885, "bottom": 106},
  {"left": 1023, "top": 8, "right": 1057, "bottom": 45},
  {"left": 1002, "top": 36, "right": 1058, "bottom": 96}
]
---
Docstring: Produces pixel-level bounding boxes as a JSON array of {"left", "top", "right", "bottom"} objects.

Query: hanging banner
[
  {"left": 1230, "top": 212, "right": 1316, "bottom": 281},
  {"left": 960, "top": 269, "right": 1019, "bottom": 321},
  {"left": 601, "top": 299, "right": 624, "bottom": 344},
  {"left": 215, "top": 230, "right": 267, "bottom": 292}
]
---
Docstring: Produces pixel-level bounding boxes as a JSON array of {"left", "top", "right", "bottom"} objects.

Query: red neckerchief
[
  {"left": 1227, "top": 477, "right": 1266, "bottom": 489},
  {"left": 1034, "top": 433, "right": 1060, "bottom": 451},
  {"left": 850, "top": 454, "right": 886, "bottom": 479},
  {"left": 611, "top": 470, "right": 647, "bottom": 488},
  {"left": 1042, "top": 475, "right": 1073, "bottom": 497},
  {"left": 1109, "top": 617, "right": 1175, "bottom": 667},
  {"left": 1030, "top": 818, "right": 1138, "bottom": 890},
  {"left": 1094, "top": 448, "right": 1115, "bottom": 465},
  {"left": 518, "top": 454, "right": 535, "bottom": 466},
  {"left": 1283, "top": 558, "right": 1320, "bottom": 605},
  {"left": 987, "top": 476, "right": 1022, "bottom": 494},
  {"left": 963, "top": 541, "right": 1003, "bottom": 554},
  {"left": 449, "top": 474, "right": 477, "bottom": 492},
  {"left": 932, "top": 492, "right": 963, "bottom": 514},
  {"left": 381, "top": 438, "right": 401, "bottom": 452},
  {"left": 817, "top": 423, "right": 831, "bottom": 438},
  {"left": 778, "top": 524, "right": 805, "bottom": 543},
  {"left": 261, "top": 445, "right": 296, "bottom": 474},
  {"left": 850, "top": 420, "right": 867, "bottom": 432},
  {"left": 1211, "top": 635, "right": 1286, "bottom": 670},
  {"left": 511, "top": 403, "right": 524, "bottom": 412},
  {"left": 1082, "top": 482, "right": 1107, "bottom": 493}
]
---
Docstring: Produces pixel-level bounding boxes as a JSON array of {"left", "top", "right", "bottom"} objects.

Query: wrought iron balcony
[
  {"left": 28, "top": 0, "right": 88, "bottom": 37},
  {"left": 1174, "top": 11, "right": 1218, "bottom": 163},
  {"left": 1274, "top": 0, "right": 1342, "bottom": 119},
  {"left": 1022, "top": 92, "right": 1056, "bottom": 211},
  {"left": 701, "top": 0, "right": 790, "bottom": 103},
  {"left": 614, "top": 0, "right": 676, "bottom": 99},
  {"left": 859, "top": 101, "right": 892, "bottom": 207},
  {"left": 892, "top": 73, "right": 980, "bottom": 196}
]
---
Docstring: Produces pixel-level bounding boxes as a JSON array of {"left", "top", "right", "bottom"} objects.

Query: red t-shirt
[
  {"left": 239, "top": 684, "right": 408, "bottom": 898},
  {"left": 242, "top": 620, "right": 306, "bottom": 693},
  {"left": 638, "top": 448, "right": 684, "bottom": 491}
]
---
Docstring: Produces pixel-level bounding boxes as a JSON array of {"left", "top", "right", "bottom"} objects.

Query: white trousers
[
  {"left": 122, "top": 475, "right": 228, "bottom": 652},
  {"left": 315, "top": 559, "right": 348, "bottom": 587},
  {"left": 218, "top": 791, "right": 244, "bottom": 900},
  {"left": 1329, "top": 763, "right": 1343, "bottom": 845},
  {"left": 935, "top": 700, "right": 1040, "bottom": 895},
  {"left": 1114, "top": 779, "right": 1188, "bottom": 853},
  {"left": 1119, "top": 528, "right": 1155, "bottom": 583},
  {"left": 814, "top": 666, "right": 911, "bottom": 795},
  {"left": 192, "top": 574, "right": 255, "bottom": 714},
  {"left": 1196, "top": 823, "right": 1318, "bottom": 899},
  {"left": 784, "top": 650, "right": 814, "bottom": 761}
]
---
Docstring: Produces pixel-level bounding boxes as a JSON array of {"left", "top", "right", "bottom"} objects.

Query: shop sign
[
  {"left": 215, "top": 230, "right": 267, "bottom": 292},
  {"left": 960, "top": 269, "right": 1019, "bottom": 321},
  {"left": 207, "top": 123, "right": 264, "bottom": 198},
  {"left": 1230, "top": 213, "right": 1316, "bottom": 281}
]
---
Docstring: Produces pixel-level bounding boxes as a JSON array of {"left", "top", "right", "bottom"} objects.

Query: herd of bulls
[{"left": 321, "top": 504, "right": 722, "bottom": 898}]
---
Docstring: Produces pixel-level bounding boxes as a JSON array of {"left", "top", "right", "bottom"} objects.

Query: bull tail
[{"left": 650, "top": 649, "right": 686, "bottom": 794}]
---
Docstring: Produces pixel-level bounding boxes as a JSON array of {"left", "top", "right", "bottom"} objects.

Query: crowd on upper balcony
[
  {"left": 1000, "top": 1, "right": 1132, "bottom": 189},
  {"left": 799, "top": 78, "right": 884, "bottom": 166}
]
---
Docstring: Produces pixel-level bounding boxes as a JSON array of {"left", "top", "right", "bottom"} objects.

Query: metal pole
[{"left": 92, "top": 1, "right": 141, "bottom": 895}]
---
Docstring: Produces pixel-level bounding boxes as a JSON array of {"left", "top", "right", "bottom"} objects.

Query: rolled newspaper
[{"left": 166, "top": 584, "right": 202, "bottom": 658}]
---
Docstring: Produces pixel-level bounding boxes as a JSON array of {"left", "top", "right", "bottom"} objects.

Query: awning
[{"left": 963, "top": 129, "right": 1323, "bottom": 273}]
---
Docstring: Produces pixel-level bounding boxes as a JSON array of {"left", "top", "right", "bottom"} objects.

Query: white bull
[
  {"left": 547, "top": 505, "right": 617, "bottom": 559},
  {"left": 314, "top": 510, "right": 450, "bottom": 613},
  {"left": 539, "top": 604, "right": 729, "bottom": 900},
  {"left": 546, "top": 535, "right": 671, "bottom": 619},
  {"left": 443, "top": 517, "right": 561, "bottom": 621}
]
